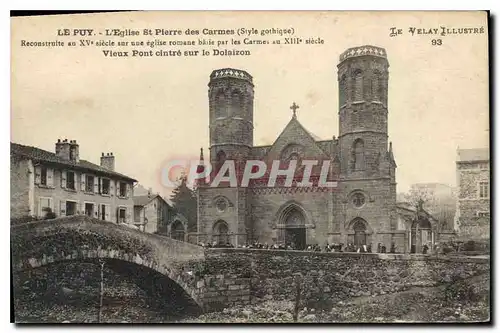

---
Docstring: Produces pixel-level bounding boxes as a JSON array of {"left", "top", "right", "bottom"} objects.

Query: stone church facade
[{"left": 195, "top": 45, "right": 418, "bottom": 252}]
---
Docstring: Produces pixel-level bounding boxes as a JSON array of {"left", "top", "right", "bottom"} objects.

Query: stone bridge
[{"left": 11, "top": 216, "right": 490, "bottom": 312}]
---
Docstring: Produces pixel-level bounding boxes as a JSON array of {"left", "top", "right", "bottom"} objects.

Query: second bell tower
[
  {"left": 208, "top": 68, "right": 254, "bottom": 176},
  {"left": 337, "top": 45, "right": 391, "bottom": 179}
]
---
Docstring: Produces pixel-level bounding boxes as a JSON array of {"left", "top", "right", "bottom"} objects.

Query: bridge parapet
[
  {"left": 12, "top": 216, "right": 205, "bottom": 265},
  {"left": 11, "top": 216, "right": 207, "bottom": 308},
  {"left": 11, "top": 220, "right": 489, "bottom": 313}
]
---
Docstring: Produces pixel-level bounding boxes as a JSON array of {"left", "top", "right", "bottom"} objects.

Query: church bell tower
[
  {"left": 337, "top": 45, "right": 392, "bottom": 179},
  {"left": 208, "top": 68, "right": 254, "bottom": 177}
]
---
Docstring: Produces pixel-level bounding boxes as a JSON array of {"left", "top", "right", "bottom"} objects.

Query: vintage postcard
[{"left": 10, "top": 11, "right": 490, "bottom": 323}]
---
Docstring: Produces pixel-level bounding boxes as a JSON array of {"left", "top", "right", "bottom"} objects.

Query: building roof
[
  {"left": 457, "top": 148, "right": 489, "bottom": 162},
  {"left": 133, "top": 194, "right": 171, "bottom": 207},
  {"left": 251, "top": 145, "right": 272, "bottom": 159},
  {"left": 396, "top": 203, "right": 438, "bottom": 222},
  {"left": 173, "top": 213, "right": 188, "bottom": 224},
  {"left": 11, "top": 142, "right": 137, "bottom": 182}
]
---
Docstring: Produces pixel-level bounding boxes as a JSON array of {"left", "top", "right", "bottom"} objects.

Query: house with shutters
[{"left": 10, "top": 139, "right": 137, "bottom": 224}]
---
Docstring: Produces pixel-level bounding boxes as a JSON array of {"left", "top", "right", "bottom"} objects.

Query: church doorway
[
  {"left": 410, "top": 218, "right": 433, "bottom": 254},
  {"left": 171, "top": 220, "right": 185, "bottom": 241},
  {"left": 353, "top": 219, "right": 367, "bottom": 248},
  {"left": 213, "top": 220, "right": 229, "bottom": 245},
  {"left": 347, "top": 218, "right": 370, "bottom": 250},
  {"left": 285, "top": 228, "right": 306, "bottom": 250},
  {"left": 281, "top": 206, "right": 307, "bottom": 250}
]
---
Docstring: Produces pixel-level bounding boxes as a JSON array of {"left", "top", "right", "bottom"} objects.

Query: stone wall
[
  {"left": 11, "top": 156, "right": 32, "bottom": 218},
  {"left": 250, "top": 189, "right": 331, "bottom": 245},
  {"left": 204, "top": 249, "right": 489, "bottom": 309},
  {"left": 456, "top": 163, "right": 490, "bottom": 239}
]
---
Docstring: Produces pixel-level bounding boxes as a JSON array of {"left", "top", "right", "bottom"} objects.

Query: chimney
[
  {"left": 55, "top": 138, "right": 71, "bottom": 161},
  {"left": 69, "top": 140, "right": 80, "bottom": 163},
  {"left": 148, "top": 187, "right": 152, "bottom": 198},
  {"left": 100, "top": 152, "right": 115, "bottom": 171}
]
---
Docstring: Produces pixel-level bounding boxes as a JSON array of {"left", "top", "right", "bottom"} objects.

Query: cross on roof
[{"left": 290, "top": 102, "right": 299, "bottom": 118}]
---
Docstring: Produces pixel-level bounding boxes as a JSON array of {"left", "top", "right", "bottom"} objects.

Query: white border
[{"left": 3, "top": 2, "right": 498, "bottom": 332}]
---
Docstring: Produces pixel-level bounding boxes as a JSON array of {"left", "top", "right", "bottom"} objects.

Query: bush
[
  {"left": 444, "top": 276, "right": 478, "bottom": 303},
  {"left": 43, "top": 208, "right": 56, "bottom": 220},
  {"left": 11, "top": 215, "right": 40, "bottom": 225},
  {"left": 463, "top": 240, "right": 490, "bottom": 253},
  {"left": 463, "top": 240, "right": 476, "bottom": 251},
  {"left": 442, "top": 245, "right": 454, "bottom": 255}
]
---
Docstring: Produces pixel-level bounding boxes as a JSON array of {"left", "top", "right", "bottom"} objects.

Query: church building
[{"left": 195, "top": 45, "right": 437, "bottom": 253}]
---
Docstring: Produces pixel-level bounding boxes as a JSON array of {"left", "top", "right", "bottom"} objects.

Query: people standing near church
[
  {"left": 381, "top": 244, "right": 387, "bottom": 253},
  {"left": 377, "top": 243, "right": 382, "bottom": 253},
  {"left": 367, "top": 243, "right": 372, "bottom": 253}
]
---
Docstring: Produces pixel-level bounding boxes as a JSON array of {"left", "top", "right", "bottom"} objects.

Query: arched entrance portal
[
  {"left": 410, "top": 218, "right": 433, "bottom": 254},
  {"left": 213, "top": 220, "right": 229, "bottom": 245},
  {"left": 171, "top": 220, "right": 185, "bottom": 241},
  {"left": 282, "top": 206, "right": 306, "bottom": 250},
  {"left": 348, "top": 218, "right": 370, "bottom": 248},
  {"left": 353, "top": 219, "right": 367, "bottom": 247}
]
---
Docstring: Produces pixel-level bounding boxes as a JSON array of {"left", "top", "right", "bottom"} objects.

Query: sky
[{"left": 10, "top": 11, "right": 489, "bottom": 197}]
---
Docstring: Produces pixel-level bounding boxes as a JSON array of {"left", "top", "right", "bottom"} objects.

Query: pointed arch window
[
  {"left": 339, "top": 74, "right": 347, "bottom": 106},
  {"left": 372, "top": 70, "right": 384, "bottom": 102},
  {"left": 352, "top": 139, "right": 365, "bottom": 171},
  {"left": 230, "top": 90, "right": 244, "bottom": 118},
  {"left": 216, "top": 150, "right": 227, "bottom": 171},
  {"left": 215, "top": 90, "right": 227, "bottom": 118},
  {"left": 372, "top": 70, "right": 380, "bottom": 101},
  {"left": 353, "top": 70, "right": 363, "bottom": 102}
]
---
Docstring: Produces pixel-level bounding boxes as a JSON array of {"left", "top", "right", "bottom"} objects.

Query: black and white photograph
[{"left": 9, "top": 10, "right": 490, "bottom": 323}]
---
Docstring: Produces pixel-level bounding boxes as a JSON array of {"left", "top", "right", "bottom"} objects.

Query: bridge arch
[{"left": 11, "top": 216, "right": 206, "bottom": 309}]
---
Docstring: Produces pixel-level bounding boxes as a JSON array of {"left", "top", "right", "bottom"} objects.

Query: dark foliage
[{"left": 170, "top": 175, "right": 197, "bottom": 232}]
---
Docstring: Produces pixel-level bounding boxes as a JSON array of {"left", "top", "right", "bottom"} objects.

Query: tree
[
  {"left": 170, "top": 174, "right": 198, "bottom": 232},
  {"left": 404, "top": 186, "right": 433, "bottom": 211},
  {"left": 403, "top": 185, "right": 456, "bottom": 232}
]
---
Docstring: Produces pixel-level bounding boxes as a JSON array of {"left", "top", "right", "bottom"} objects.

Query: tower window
[
  {"left": 216, "top": 150, "right": 227, "bottom": 171},
  {"left": 339, "top": 74, "right": 347, "bottom": 105},
  {"left": 352, "top": 139, "right": 365, "bottom": 171},
  {"left": 230, "top": 90, "right": 244, "bottom": 118},
  {"left": 353, "top": 70, "right": 363, "bottom": 101},
  {"left": 214, "top": 90, "right": 227, "bottom": 118},
  {"left": 372, "top": 70, "right": 380, "bottom": 101}
]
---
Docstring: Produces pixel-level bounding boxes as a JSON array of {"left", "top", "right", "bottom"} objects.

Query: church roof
[
  {"left": 396, "top": 203, "right": 438, "bottom": 222},
  {"left": 268, "top": 115, "right": 332, "bottom": 159},
  {"left": 251, "top": 145, "right": 272, "bottom": 159},
  {"left": 133, "top": 194, "right": 171, "bottom": 207},
  {"left": 305, "top": 129, "right": 322, "bottom": 141}
]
